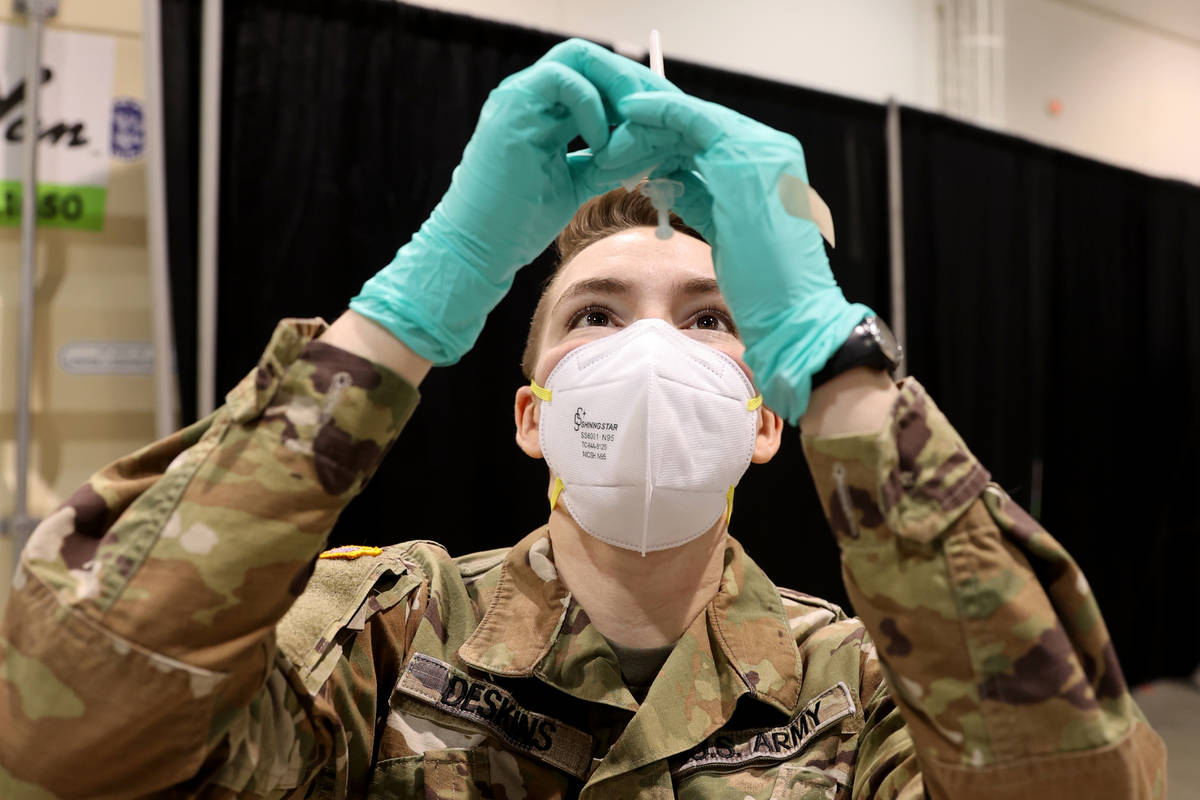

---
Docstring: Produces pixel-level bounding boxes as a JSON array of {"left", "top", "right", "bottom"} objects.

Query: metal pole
[
  {"left": 8, "top": 1, "right": 57, "bottom": 559},
  {"left": 976, "top": 0, "right": 988, "bottom": 122},
  {"left": 885, "top": 98, "right": 907, "bottom": 378},
  {"left": 197, "top": 0, "right": 222, "bottom": 418},
  {"left": 14, "top": 12, "right": 42, "bottom": 524},
  {"left": 994, "top": 0, "right": 1006, "bottom": 126},
  {"left": 142, "top": 0, "right": 179, "bottom": 439}
]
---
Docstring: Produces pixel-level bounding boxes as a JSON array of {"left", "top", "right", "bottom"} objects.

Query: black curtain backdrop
[
  {"left": 162, "top": 0, "right": 203, "bottom": 425},
  {"left": 162, "top": 0, "right": 889, "bottom": 611},
  {"left": 160, "top": 0, "right": 1199, "bottom": 685},
  {"left": 901, "top": 107, "right": 1200, "bottom": 685}
]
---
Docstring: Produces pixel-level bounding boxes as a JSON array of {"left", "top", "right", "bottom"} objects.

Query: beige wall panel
[
  {"left": 0, "top": 0, "right": 142, "bottom": 36},
  {"left": 1, "top": 3, "right": 154, "bottom": 609}
]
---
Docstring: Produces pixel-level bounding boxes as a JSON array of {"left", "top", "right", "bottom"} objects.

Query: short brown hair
[{"left": 520, "top": 188, "right": 705, "bottom": 380}]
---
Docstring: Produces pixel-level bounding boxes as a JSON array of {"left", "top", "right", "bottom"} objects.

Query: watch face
[{"left": 866, "top": 317, "right": 903, "bottom": 367}]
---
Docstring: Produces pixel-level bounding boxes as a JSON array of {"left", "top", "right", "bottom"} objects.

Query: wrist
[
  {"left": 810, "top": 315, "right": 901, "bottom": 391},
  {"left": 320, "top": 310, "right": 432, "bottom": 388},
  {"left": 741, "top": 301, "right": 873, "bottom": 425},
  {"left": 351, "top": 219, "right": 516, "bottom": 366},
  {"left": 800, "top": 367, "right": 898, "bottom": 437}
]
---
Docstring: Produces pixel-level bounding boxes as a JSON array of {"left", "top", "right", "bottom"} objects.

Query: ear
[
  {"left": 751, "top": 405, "right": 785, "bottom": 464},
  {"left": 514, "top": 384, "right": 543, "bottom": 458}
]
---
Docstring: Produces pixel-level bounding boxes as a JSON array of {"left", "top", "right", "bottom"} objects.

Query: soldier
[{"left": 0, "top": 39, "right": 1165, "bottom": 799}]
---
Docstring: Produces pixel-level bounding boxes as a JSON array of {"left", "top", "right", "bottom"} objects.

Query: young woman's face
[
  {"left": 531, "top": 227, "right": 750, "bottom": 386},
  {"left": 516, "top": 225, "right": 782, "bottom": 466}
]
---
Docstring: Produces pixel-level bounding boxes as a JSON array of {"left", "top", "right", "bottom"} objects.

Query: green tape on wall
[{"left": 0, "top": 181, "right": 106, "bottom": 231}]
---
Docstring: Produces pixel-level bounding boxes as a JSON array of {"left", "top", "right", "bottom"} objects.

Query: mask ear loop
[
  {"left": 535, "top": 381, "right": 561, "bottom": 512},
  {"left": 725, "top": 395, "right": 761, "bottom": 528}
]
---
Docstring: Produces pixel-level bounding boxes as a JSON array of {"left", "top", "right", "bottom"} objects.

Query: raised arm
[
  {"left": 321, "top": 309, "right": 432, "bottom": 387},
  {"left": 801, "top": 375, "right": 1165, "bottom": 799},
  {"left": 0, "top": 39, "right": 677, "bottom": 798},
  {"left": 606, "top": 91, "right": 1166, "bottom": 798},
  {"left": 0, "top": 319, "right": 417, "bottom": 797}
]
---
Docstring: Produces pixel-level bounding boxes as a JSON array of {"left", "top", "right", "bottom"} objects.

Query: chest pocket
[
  {"left": 367, "top": 749, "right": 489, "bottom": 800},
  {"left": 370, "top": 704, "right": 494, "bottom": 799},
  {"left": 769, "top": 764, "right": 841, "bottom": 799},
  {"left": 372, "top": 653, "right": 590, "bottom": 798},
  {"left": 673, "top": 683, "right": 857, "bottom": 800}
]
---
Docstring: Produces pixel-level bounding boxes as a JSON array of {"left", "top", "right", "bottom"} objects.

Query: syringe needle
[{"left": 621, "top": 30, "right": 667, "bottom": 192}]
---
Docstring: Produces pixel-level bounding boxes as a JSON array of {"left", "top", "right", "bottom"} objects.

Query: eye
[
  {"left": 688, "top": 309, "right": 736, "bottom": 333},
  {"left": 567, "top": 305, "right": 616, "bottom": 329}
]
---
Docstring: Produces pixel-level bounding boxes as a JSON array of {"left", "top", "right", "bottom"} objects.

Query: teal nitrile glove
[
  {"left": 350, "top": 39, "right": 676, "bottom": 366},
  {"left": 600, "top": 92, "right": 873, "bottom": 423}
]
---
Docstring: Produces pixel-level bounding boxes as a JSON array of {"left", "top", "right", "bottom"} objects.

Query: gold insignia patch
[{"left": 318, "top": 545, "right": 383, "bottom": 560}]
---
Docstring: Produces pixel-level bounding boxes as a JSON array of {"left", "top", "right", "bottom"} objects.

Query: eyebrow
[{"left": 550, "top": 276, "right": 723, "bottom": 318}]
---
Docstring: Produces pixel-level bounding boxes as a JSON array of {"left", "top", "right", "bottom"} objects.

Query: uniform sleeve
[
  {"left": 0, "top": 318, "right": 420, "bottom": 799},
  {"left": 801, "top": 378, "right": 1167, "bottom": 800}
]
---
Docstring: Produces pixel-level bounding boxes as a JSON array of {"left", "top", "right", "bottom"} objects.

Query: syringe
[
  {"left": 620, "top": 29, "right": 666, "bottom": 193},
  {"left": 647, "top": 28, "right": 664, "bottom": 77},
  {"left": 640, "top": 177, "right": 684, "bottom": 239},
  {"left": 621, "top": 30, "right": 838, "bottom": 248},
  {"left": 621, "top": 30, "right": 680, "bottom": 239}
]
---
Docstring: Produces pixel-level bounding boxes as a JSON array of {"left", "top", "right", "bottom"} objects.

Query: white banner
[{"left": 0, "top": 22, "right": 116, "bottom": 229}]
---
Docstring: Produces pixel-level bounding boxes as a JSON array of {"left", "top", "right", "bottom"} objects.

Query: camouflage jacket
[{"left": 0, "top": 319, "right": 1166, "bottom": 799}]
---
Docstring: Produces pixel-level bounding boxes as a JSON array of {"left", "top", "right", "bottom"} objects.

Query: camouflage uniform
[{"left": 0, "top": 319, "right": 1166, "bottom": 799}]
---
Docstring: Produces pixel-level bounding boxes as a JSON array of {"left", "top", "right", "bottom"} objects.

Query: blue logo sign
[{"left": 111, "top": 98, "right": 144, "bottom": 160}]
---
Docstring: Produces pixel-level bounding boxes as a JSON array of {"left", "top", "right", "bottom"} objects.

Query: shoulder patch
[
  {"left": 670, "top": 683, "right": 856, "bottom": 779},
  {"left": 278, "top": 543, "right": 421, "bottom": 694},
  {"left": 319, "top": 544, "right": 383, "bottom": 560}
]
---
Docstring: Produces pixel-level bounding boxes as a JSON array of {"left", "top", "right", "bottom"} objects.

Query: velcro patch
[
  {"left": 396, "top": 653, "right": 593, "bottom": 779},
  {"left": 671, "top": 682, "right": 856, "bottom": 778}
]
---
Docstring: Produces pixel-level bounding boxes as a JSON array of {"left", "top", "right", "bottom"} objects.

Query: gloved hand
[
  {"left": 597, "top": 92, "right": 873, "bottom": 423},
  {"left": 350, "top": 39, "right": 675, "bottom": 366}
]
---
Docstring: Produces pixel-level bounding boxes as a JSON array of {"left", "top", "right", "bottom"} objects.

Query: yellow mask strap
[
  {"left": 725, "top": 485, "right": 736, "bottom": 526},
  {"left": 747, "top": 395, "right": 763, "bottom": 411},
  {"left": 530, "top": 380, "right": 552, "bottom": 402},
  {"left": 550, "top": 476, "right": 565, "bottom": 511}
]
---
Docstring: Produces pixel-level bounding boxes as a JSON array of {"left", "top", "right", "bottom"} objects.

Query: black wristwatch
[{"left": 811, "top": 316, "right": 903, "bottom": 390}]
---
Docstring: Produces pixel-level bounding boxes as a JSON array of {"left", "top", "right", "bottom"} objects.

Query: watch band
[{"left": 810, "top": 316, "right": 902, "bottom": 390}]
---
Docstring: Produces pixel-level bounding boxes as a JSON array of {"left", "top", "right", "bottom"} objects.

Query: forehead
[{"left": 550, "top": 227, "right": 715, "bottom": 295}]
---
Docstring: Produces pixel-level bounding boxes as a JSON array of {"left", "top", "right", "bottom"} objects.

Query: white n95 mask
[{"left": 531, "top": 318, "right": 763, "bottom": 555}]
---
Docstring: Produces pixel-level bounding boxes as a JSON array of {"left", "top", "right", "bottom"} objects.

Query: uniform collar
[
  {"left": 458, "top": 527, "right": 572, "bottom": 676},
  {"left": 458, "top": 528, "right": 803, "bottom": 717}
]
